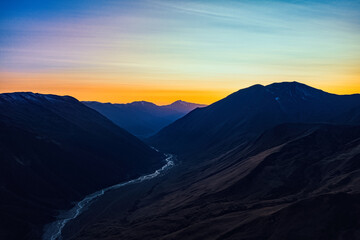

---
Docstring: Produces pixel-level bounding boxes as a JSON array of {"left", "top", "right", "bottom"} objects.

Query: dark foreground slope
[
  {"left": 149, "top": 82, "right": 360, "bottom": 159},
  {"left": 0, "top": 92, "right": 164, "bottom": 240},
  {"left": 62, "top": 123, "right": 360, "bottom": 240},
  {"left": 84, "top": 100, "right": 206, "bottom": 138}
]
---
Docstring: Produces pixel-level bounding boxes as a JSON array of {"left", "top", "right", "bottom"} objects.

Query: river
[{"left": 42, "top": 154, "right": 175, "bottom": 240}]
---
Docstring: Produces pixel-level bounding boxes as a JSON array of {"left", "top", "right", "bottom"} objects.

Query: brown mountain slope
[{"left": 62, "top": 123, "right": 360, "bottom": 240}]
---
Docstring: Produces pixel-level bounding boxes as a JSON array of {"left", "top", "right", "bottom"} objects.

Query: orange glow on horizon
[
  {"left": 2, "top": 0, "right": 359, "bottom": 105},
  {"left": 1, "top": 71, "right": 359, "bottom": 105},
  {"left": 0, "top": 72, "right": 231, "bottom": 105}
]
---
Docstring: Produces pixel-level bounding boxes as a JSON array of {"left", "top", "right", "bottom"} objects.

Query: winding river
[{"left": 42, "top": 154, "right": 175, "bottom": 240}]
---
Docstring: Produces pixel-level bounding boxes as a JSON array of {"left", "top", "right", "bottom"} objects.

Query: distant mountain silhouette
[
  {"left": 148, "top": 82, "right": 360, "bottom": 159},
  {"left": 84, "top": 100, "right": 206, "bottom": 138},
  {"left": 0, "top": 92, "right": 164, "bottom": 240}
]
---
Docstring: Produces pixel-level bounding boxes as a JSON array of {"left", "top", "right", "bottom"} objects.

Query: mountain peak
[
  {"left": 266, "top": 81, "right": 316, "bottom": 90},
  {"left": 163, "top": 100, "right": 207, "bottom": 113},
  {"left": 169, "top": 100, "right": 207, "bottom": 107},
  {"left": 169, "top": 100, "right": 192, "bottom": 106},
  {"left": 128, "top": 101, "right": 158, "bottom": 107},
  {"left": 265, "top": 81, "right": 326, "bottom": 101},
  {"left": 172, "top": 100, "right": 186, "bottom": 104}
]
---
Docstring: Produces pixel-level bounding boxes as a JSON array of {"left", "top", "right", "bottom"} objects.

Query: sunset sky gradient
[{"left": 1, "top": 0, "right": 359, "bottom": 104}]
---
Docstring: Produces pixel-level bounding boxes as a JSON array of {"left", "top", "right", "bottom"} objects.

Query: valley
[
  {"left": 1, "top": 82, "right": 360, "bottom": 240},
  {"left": 43, "top": 154, "right": 175, "bottom": 240},
  {"left": 2, "top": 1, "right": 360, "bottom": 239},
  {"left": 61, "top": 123, "right": 360, "bottom": 240}
]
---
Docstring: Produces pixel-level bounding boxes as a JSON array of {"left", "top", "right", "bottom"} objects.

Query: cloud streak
[{"left": 0, "top": 0, "right": 359, "bottom": 104}]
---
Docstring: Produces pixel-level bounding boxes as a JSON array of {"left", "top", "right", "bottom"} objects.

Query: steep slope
[
  {"left": 84, "top": 100, "right": 206, "bottom": 138},
  {"left": 0, "top": 92, "right": 164, "bottom": 240},
  {"left": 149, "top": 82, "right": 360, "bottom": 159},
  {"left": 334, "top": 105, "right": 360, "bottom": 125},
  {"left": 62, "top": 123, "right": 360, "bottom": 240}
]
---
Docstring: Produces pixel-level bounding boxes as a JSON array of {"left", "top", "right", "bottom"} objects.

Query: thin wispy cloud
[{"left": 0, "top": 0, "right": 359, "bottom": 103}]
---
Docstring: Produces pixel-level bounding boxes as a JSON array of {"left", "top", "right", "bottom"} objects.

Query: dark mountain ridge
[
  {"left": 148, "top": 82, "right": 360, "bottom": 159},
  {"left": 0, "top": 92, "right": 164, "bottom": 240}
]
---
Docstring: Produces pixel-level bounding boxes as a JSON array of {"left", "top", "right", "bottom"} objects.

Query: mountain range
[
  {"left": 1, "top": 82, "right": 360, "bottom": 240},
  {"left": 84, "top": 100, "right": 206, "bottom": 138},
  {"left": 149, "top": 82, "right": 360, "bottom": 160},
  {"left": 58, "top": 82, "right": 360, "bottom": 240}
]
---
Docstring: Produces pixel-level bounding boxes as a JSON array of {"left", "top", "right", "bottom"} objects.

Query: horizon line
[{"left": 1, "top": 81, "right": 359, "bottom": 106}]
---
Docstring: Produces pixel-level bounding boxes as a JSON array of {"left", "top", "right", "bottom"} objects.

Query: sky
[{"left": 0, "top": 0, "right": 359, "bottom": 104}]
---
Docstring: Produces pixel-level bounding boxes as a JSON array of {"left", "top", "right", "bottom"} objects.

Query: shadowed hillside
[
  {"left": 63, "top": 123, "right": 360, "bottom": 240},
  {"left": 0, "top": 92, "right": 164, "bottom": 240}
]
